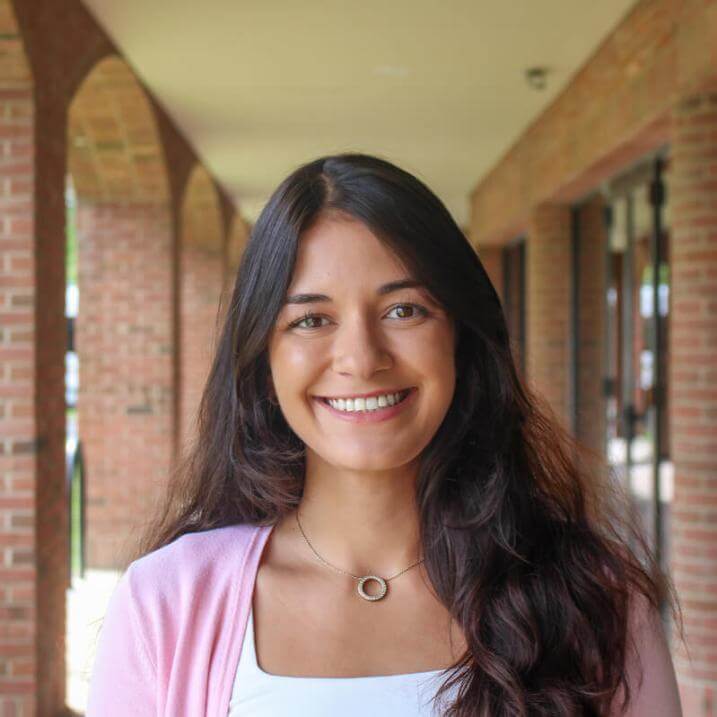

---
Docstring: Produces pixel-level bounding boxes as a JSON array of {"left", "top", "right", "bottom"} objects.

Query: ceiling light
[{"left": 525, "top": 66, "right": 550, "bottom": 91}]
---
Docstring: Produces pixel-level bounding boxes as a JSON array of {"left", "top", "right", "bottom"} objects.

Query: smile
[{"left": 314, "top": 387, "right": 417, "bottom": 424}]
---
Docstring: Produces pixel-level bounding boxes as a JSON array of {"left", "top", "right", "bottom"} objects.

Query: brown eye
[
  {"left": 288, "top": 312, "right": 328, "bottom": 330},
  {"left": 386, "top": 303, "right": 428, "bottom": 320}
]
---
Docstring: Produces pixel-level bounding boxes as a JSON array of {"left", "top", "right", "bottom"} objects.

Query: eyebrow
[{"left": 282, "top": 279, "right": 425, "bottom": 306}]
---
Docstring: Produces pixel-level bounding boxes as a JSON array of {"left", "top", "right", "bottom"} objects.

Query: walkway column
[
  {"left": 670, "top": 89, "right": 717, "bottom": 717},
  {"left": 576, "top": 196, "right": 607, "bottom": 455},
  {"left": 0, "top": 10, "right": 38, "bottom": 712},
  {"left": 526, "top": 204, "right": 572, "bottom": 425}
]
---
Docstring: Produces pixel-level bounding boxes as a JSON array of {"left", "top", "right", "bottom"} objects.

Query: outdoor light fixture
[{"left": 525, "top": 66, "right": 550, "bottom": 91}]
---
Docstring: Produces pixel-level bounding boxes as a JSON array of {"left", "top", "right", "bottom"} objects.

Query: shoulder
[
  {"left": 128, "top": 522, "right": 266, "bottom": 582},
  {"left": 88, "top": 523, "right": 271, "bottom": 712},
  {"left": 609, "top": 593, "right": 682, "bottom": 716},
  {"left": 123, "top": 522, "right": 270, "bottom": 621}
]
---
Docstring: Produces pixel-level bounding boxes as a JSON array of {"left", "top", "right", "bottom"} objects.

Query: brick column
[
  {"left": 178, "top": 169, "right": 224, "bottom": 452},
  {"left": 670, "top": 90, "right": 717, "bottom": 717},
  {"left": 576, "top": 196, "right": 607, "bottom": 455},
  {"left": 33, "top": 100, "right": 72, "bottom": 717},
  {"left": 526, "top": 204, "right": 572, "bottom": 425},
  {"left": 0, "top": 63, "right": 37, "bottom": 716},
  {"left": 179, "top": 241, "right": 223, "bottom": 451},
  {"left": 76, "top": 201, "right": 174, "bottom": 569}
]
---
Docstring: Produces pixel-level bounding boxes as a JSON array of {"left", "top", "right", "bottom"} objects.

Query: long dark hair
[{"left": 133, "top": 153, "right": 681, "bottom": 716}]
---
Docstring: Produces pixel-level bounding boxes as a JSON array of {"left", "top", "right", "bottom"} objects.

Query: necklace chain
[{"left": 294, "top": 509, "right": 425, "bottom": 583}]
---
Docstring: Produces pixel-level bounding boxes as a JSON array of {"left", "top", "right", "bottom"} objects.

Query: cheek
[
  {"left": 407, "top": 325, "right": 455, "bottom": 374},
  {"left": 270, "top": 342, "right": 323, "bottom": 396},
  {"left": 420, "top": 334, "right": 457, "bottom": 404},
  {"left": 429, "top": 352, "right": 456, "bottom": 401}
]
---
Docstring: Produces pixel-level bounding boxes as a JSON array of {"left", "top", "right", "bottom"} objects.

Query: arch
[
  {"left": 66, "top": 55, "right": 173, "bottom": 570},
  {"left": 178, "top": 164, "right": 225, "bottom": 450},
  {"left": 68, "top": 55, "right": 169, "bottom": 203},
  {"left": 0, "top": 0, "right": 31, "bottom": 87}
]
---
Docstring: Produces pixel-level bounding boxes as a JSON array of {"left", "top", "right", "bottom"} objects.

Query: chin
[{"left": 326, "top": 449, "right": 420, "bottom": 472}]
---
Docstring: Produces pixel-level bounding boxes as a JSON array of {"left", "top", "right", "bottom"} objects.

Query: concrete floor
[{"left": 65, "top": 569, "right": 121, "bottom": 714}]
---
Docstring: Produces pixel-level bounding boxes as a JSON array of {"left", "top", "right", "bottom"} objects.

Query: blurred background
[{"left": 1, "top": 0, "right": 715, "bottom": 714}]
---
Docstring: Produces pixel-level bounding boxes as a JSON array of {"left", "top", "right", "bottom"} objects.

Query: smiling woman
[
  {"left": 267, "top": 211, "right": 457, "bottom": 475},
  {"left": 87, "top": 153, "right": 682, "bottom": 717}
]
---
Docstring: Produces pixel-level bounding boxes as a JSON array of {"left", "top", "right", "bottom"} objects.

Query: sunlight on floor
[{"left": 66, "top": 569, "right": 121, "bottom": 714}]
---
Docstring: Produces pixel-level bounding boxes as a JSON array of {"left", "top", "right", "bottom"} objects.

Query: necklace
[{"left": 294, "top": 509, "right": 425, "bottom": 602}]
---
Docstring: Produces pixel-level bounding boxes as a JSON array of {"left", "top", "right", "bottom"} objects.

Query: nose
[{"left": 331, "top": 313, "right": 392, "bottom": 379}]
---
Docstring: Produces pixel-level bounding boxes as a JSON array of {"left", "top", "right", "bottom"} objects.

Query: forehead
[{"left": 288, "top": 213, "right": 409, "bottom": 287}]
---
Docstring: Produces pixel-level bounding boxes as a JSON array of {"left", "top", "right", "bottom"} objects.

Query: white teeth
[{"left": 326, "top": 390, "right": 409, "bottom": 413}]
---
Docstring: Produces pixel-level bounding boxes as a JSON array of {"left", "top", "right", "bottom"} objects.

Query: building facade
[{"left": 471, "top": 2, "right": 717, "bottom": 713}]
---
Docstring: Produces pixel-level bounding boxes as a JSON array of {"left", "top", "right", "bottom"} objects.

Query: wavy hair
[{"left": 132, "top": 153, "right": 681, "bottom": 716}]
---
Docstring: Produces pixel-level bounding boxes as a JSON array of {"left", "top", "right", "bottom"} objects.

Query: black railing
[{"left": 65, "top": 439, "right": 87, "bottom": 583}]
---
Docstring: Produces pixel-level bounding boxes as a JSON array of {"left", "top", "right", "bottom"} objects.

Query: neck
[{"left": 292, "top": 449, "right": 423, "bottom": 578}]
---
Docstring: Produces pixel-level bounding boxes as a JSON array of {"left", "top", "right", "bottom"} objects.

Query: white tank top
[{"left": 228, "top": 605, "right": 459, "bottom": 715}]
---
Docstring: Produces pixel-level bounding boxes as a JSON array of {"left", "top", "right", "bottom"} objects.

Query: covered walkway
[{"left": 1, "top": 0, "right": 716, "bottom": 714}]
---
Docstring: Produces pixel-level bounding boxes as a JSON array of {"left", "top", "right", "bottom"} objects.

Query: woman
[{"left": 87, "top": 153, "right": 683, "bottom": 716}]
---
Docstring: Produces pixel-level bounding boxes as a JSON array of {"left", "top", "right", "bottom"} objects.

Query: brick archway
[
  {"left": 178, "top": 165, "right": 225, "bottom": 452},
  {"left": 68, "top": 55, "right": 173, "bottom": 569}
]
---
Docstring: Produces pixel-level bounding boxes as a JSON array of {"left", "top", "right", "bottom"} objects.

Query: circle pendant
[{"left": 357, "top": 575, "right": 388, "bottom": 601}]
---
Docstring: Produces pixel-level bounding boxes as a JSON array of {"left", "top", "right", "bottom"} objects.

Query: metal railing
[{"left": 65, "top": 438, "right": 87, "bottom": 583}]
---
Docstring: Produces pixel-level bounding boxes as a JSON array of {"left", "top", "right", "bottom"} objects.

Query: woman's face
[{"left": 267, "top": 211, "right": 456, "bottom": 472}]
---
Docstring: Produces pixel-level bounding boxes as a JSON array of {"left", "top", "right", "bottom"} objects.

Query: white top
[{"left": 228, "top": 605, "right": 458, "bottom": 715}]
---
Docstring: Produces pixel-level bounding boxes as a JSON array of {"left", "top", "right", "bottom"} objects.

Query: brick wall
[
  {"left": 670, "top": 89, "right": 717, "bottom": 717},
  {"left": 501, "top": 241, "right": 526, "bottom": 375},
  {"left": 526, "top": 205, "right": 572, "bottom": 425},
  {"left": 76, "top": 202, "right": 173, "bottom": 569},
  {"left": 576, "top": 196, "right": 607, "bottom": 455},
  {"left": 0, "top": 1, "right": 36, "bottom": 711},
  {"left": 178, "top": 166, "right": 225, "bottom": 453}
]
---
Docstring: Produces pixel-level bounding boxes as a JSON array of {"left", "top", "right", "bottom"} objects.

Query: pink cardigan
[
  {"left": 87, "top": 522, "right": 683, "bottom": 716},
  {"left": 86, "top": 522, "right": 273, "bottom": 716}
]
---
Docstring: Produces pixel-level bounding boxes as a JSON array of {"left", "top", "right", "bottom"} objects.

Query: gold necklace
[{"left": 294, "top": 509, "right": 425, "bottom": 601}]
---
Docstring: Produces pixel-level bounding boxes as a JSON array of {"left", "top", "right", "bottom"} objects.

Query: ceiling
[{"left": 81, "top": 0, "right": 638, "bottom": 229}]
